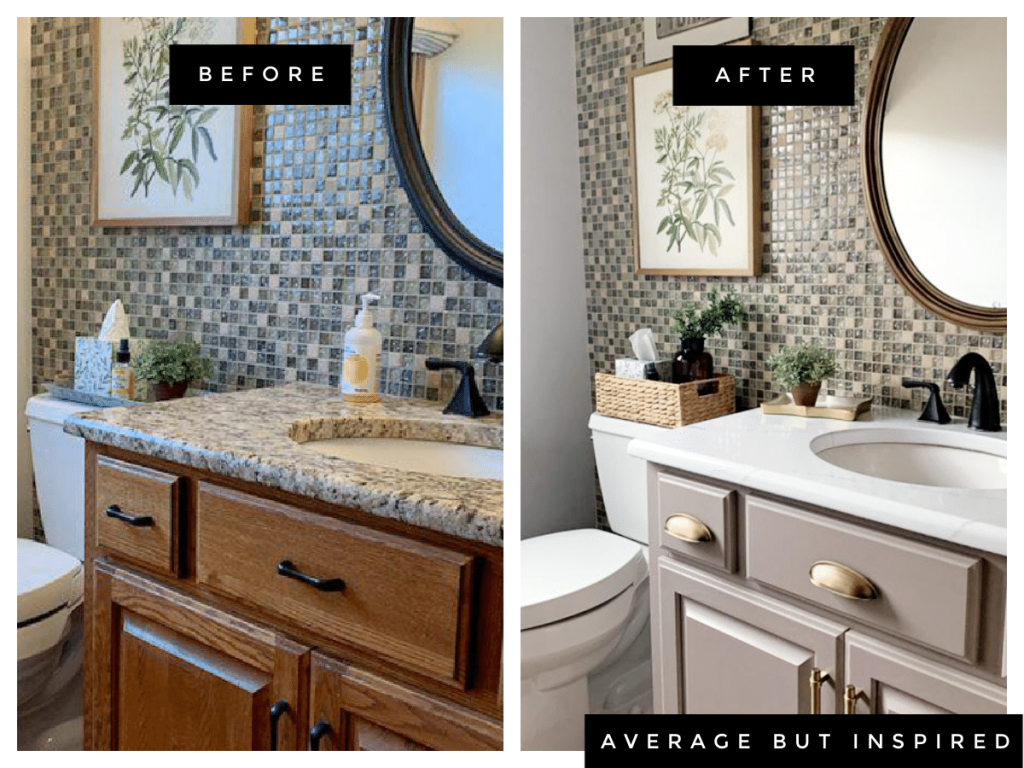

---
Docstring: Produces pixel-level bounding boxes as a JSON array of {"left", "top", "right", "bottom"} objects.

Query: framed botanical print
[
  {"left": 92, "top": 17, "right": 256, "bottom": 226},
  {"left": 643, "top": 17, "right": 751, "bottom": 65},
  {"left": 627, "top": 57, "right": 761, "bottom": 277}
]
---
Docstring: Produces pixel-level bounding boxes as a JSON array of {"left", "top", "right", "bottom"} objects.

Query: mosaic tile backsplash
[
  {"left": 573, "top": 17, "right": 1007, "bottom": 526},
  {"left": 30, "top": 17, "right": 503, "bottom": 413}
]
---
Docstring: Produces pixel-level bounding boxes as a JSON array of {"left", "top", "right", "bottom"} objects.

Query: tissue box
[
  {"left": 615, "top": 358, "right": 674, "bottom": 381},
  {"left": 74, "top": 338, "right": 115, "bottom": 395}
]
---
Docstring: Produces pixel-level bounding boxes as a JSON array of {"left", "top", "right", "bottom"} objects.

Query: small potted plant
[
  {"left": 134, "top": 339, "right": 213, "bottom": 401},
  {"left": 670, "top": 288, "right": 748, "bottom": 383},
  {"left": 766, "top": 344, "right": 839, "bottom": 407}
]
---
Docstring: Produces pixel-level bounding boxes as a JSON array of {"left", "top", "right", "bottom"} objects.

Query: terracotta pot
[
  {"left": 791, "top": 382, "right": 822, "bottom": 407},
  {"left": 151, "top": 381, "right": 189, "bottom": 401}
]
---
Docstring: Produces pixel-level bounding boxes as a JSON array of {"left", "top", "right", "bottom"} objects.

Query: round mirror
[
  {"left": 863, "top": 18, "right": 1006, "bottom": 331},
  {"left": 383, "top": 18, "right": 503, "bottom": 286}
]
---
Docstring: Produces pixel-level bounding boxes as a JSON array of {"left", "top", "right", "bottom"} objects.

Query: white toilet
[
  {"left": 19, "top": 395, "right": 103, "bottom": 750},
  {"left": 521, "top": 413, "right": 665, "bottom": 751}
]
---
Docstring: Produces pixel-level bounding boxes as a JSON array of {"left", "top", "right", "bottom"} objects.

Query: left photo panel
[{"left": 17, "top": 17, "right": 503, "bottom": 751}]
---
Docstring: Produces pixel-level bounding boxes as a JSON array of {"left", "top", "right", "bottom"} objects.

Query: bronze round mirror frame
[
  {"left": 382, "top": 18, "right": 503, "bottom": 287},
  {"left": 862, "top": 17, "right": 1005, "bottom": 332}
]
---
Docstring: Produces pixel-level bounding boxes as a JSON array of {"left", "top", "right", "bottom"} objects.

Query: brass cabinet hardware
[
  {"left": 809, "top": 560, "right": 878, "bottom": 601},
  {"left": 664, "top": 514, "right": 713, "bottom": 544},
  {"left": 844, "top": 684, "right": 859, "bottom": 714},
  {"left": 809, "top": 668, "right": 830, "bottom": 714}
]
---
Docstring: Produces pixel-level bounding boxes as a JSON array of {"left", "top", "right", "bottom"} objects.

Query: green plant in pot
[
  {"left": 766, "top": 344, "right": 838, "bottom": 407},
  {"left": 134, "top": 339, "right": 213, "bottom": 401},
  {"left": 670, "top": 288, "right": 748, "bottom": 383}
]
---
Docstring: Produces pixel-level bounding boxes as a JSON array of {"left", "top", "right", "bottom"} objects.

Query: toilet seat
[
  {"left": 18, "top": 540, "right": 83, "bottom": 661},
  {"left": 522, "top": 529, "right": 646, "bottom": 630}
]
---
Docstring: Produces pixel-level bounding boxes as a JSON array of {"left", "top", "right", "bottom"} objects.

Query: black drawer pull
[
  {"left": 309, "top": 720, "right": 331, "bottom": 750},
  {"left": 269, "top": 699, "right": 289, "bottom": 751},
  {"left": 277, "top": 560, "right": 345, "bottom": 593},
  {"left": 105, "top": 504, "right": 154, "bottom": 527}
]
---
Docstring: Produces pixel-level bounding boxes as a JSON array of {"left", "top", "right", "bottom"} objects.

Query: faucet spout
[{"left": 946, "top": 352, "right": 1001, "bottom": 432}]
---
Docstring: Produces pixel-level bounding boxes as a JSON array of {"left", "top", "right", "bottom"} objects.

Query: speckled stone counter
[{"left": 64, "top": 383, "right": 503, "bottom": 547}]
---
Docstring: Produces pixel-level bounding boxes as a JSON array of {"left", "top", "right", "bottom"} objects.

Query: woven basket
[{"left": 595, "top": 372, "right": 735, "bottom": 428}]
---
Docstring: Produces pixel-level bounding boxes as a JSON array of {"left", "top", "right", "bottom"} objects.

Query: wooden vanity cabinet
[
  {"left": 84, "top": 444, "right": 503, "bottom": 751},
  {"left": 649, "top": 466, "right": 1006, "bottom": 716}
]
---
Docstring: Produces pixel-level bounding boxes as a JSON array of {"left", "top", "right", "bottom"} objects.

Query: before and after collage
[{"left": 16, "top": 14, "right": 1013, "bottom": 757}]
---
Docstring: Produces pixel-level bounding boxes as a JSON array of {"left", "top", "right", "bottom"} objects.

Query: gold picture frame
[
  {"left": 627, "top": 43, "right": 761, "bottom": 277},
  {"left": 92, "top": 17, "right": 256, "bottom": 227}
]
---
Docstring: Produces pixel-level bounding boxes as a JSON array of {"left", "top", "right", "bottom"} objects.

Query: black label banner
[
  {"left": 585, "top": 715, "right": 1022, "bottom": 765},
  {"left": 673, "top": 45, "right": 855, "bottom": 105},
  {"left": 168, "top": 44, "right": 352, "bottom": 105}
]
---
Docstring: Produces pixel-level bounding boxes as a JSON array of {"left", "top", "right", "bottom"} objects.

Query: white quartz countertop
[{"left": 627, "top": 406, "right": 1007, "bottom": 556}]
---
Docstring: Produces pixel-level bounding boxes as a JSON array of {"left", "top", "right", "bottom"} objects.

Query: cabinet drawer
[
  {"left": 745, "top": 497, "right": 983, "bottom": 661},
  {"left": 94, "top": 456, "right": 182, "bottom": 576},
  {"left": 195, "top": 483, "right": 477, "bottom": 688},
  {"left": 656, "top": 473, "right": 737, "bottom": 573}
]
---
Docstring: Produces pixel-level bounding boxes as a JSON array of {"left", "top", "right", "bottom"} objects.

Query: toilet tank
[
  {"left": 25, "top": 395, "right": 104, "bottom": 560},
  {"left": 589, "top": 413, "right": 667, "bottom": 544}
]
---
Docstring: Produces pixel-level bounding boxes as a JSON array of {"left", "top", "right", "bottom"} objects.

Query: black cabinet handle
[
  {"left": 277, "top": 560, "right": 345, "bottom": 593},
  {"left": 309, "top": 720, "right": 331, "bottom": 750},
  {"left": 105, "top": 504, "right": 154, "bottom": 527},
  {"left": 269, "top": 699, "right": 289, "bottom": 751}
]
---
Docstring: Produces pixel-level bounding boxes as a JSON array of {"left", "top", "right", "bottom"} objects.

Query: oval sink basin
[
  {"left": 302, "top": 438, "right": 503, "bottom": 480},
  {"left": 290, "top": 416, "right": 503, "bottom": 480},
  {"left": 811, "top": 428, "right": 1005, "bottom": 489}
]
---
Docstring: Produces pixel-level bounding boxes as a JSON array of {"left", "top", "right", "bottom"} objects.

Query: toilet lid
[
  {"left": 521, "top": 529, "right": 646, "bottom": 630},
  {"left": 17, "top": 539, "right": 83, "bottom": 625}
]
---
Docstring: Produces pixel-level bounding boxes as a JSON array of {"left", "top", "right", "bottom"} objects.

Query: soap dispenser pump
[{"left": 341, "top": 293, "right": 382, "bottom": 404}]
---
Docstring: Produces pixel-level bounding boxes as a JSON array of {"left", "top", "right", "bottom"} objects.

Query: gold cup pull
[
  {"left": 809, "top": 561, "right": 878, "bottom": 601},
  {"left": 809, "top": 668, "right": 830, "bottom": 715},
  {"left": 844, "top": 684, "right": 859, "bottom": 714},
  {"left": 664, "top": 514, "right": 713, "bottom": 544}
]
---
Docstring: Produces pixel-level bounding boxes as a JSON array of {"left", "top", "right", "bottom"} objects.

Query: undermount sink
[
  {"left": 810, "top": 428, "right": 1006, "bottom": 490},
  {"left": 290, "top": 417, "right": 503, "bottom": 480}
]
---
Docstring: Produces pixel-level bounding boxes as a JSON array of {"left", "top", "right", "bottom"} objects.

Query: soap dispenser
[{"left": 341, "top": 293, "right": 382, "bottom": 404}]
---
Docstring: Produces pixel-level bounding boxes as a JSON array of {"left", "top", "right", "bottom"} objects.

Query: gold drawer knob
[
  {"left": 809, "top": 561, "right": 878, "bottom": 601},
  {"left": 664, "top": 514, "right": 713, "bottom": 544}
]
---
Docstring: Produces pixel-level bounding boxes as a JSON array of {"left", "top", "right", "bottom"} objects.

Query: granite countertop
[
  {"left": 628, "top": 407, "right": 1006, "bottom": 556},
  {"left": 64, "top": 383, "right": 503, "bottom": 547}
]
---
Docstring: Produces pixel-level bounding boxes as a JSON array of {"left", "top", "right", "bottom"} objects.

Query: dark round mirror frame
[
  {"left": 382, "top": 18, "right": 503, "bottom": 287},
  {"left": 863, "top": 17, "right": 1005, "bottom": 332}
]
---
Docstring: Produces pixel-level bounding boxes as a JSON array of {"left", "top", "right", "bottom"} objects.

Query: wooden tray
[{"left": 760, "top": 393, "right": 873, "bottom": 421}]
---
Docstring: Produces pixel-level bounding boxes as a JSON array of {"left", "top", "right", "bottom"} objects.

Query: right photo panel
[{"left": 521, "top": 16, "right": 1007, "bottom": 754}]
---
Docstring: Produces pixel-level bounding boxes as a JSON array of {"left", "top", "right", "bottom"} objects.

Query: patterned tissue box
[
  {"left": 74, "top": 337, "right": 144, "bottom": 395},
  {"left": 615, "top": 358, "right": 674, "bottom": 381}
]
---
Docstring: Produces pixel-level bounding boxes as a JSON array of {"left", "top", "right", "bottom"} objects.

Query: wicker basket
[{"left": 595, "top": 372, "right": 735, "bottom": 428}]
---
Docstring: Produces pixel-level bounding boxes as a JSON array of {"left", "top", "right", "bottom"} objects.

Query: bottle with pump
[
  {"left": 341, "top": 293, "right": 382, "bottom": 403},
  {"left": 111, "top": 338, "right": 134, "bottom": 400}
]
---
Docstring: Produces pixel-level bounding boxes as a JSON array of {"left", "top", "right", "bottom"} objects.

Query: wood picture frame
[
  {"left": 643, "top": 18, "right": 751, "bottom": 65},
  {"left": 627, "top": 46, "right": 761, "bottom": 277},
  {"left": 92, "top": 17, "right": 256, "bottom": 227}
]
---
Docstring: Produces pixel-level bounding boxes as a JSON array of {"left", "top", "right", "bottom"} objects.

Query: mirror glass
[
  {"left": 881, "top": 17, "right": 1006, "bottom": 309},
  {"left": 410, "top": 17, "right": 503, "bottom": 253}
]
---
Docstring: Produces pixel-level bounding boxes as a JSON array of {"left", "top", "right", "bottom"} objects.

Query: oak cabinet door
[
  {"left": 88, "top": 563, "right": 310, "bottom": 750},
  {"left": 653, "top": 557, "right": 847, "bottom": 714},
  {"left": 308, "top": 652, "right": 502, "bottom": 751},
  {"left": 845, "top": 632, "right": 1005, "bottom": 714}
]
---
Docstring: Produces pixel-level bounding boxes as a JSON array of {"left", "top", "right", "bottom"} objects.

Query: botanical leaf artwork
[
  {"left": 119, "top": 18, "right": 218, "bottom": 200},
  {"left": 653, "top": 94, "right": 735, "bottom": 256}
]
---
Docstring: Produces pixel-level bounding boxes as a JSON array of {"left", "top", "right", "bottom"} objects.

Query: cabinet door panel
[
  {"left": 653, "top": 556, "right": 847, "bottom": 714},
  {"left": 87, "top": 562, "right": 310, "bottom": 750},
  {"left": 845, "top": 632, "right": 1005, "bottom": 714},
  {"left": 309, "top": 652, "right": 501, "bottom": 751}
]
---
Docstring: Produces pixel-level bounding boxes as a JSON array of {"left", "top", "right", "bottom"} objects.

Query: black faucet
[
  {"left": 902, "top": 379, "right": 951, "bottom": 424},
  {"left": 946, "top": 353, "right": 1001, "bottom": 432},
  {"left": 426, "top": 359, "right": 490, "bottom": 418}
]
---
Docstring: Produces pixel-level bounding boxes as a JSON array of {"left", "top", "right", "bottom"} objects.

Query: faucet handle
[{"left": 902, "top": 379, "right": 951, "bottom": 425}]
